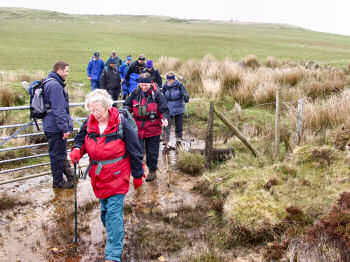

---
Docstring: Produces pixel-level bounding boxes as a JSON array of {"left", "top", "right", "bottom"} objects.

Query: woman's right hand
[{"left": 69, "top": 148, "right": 81, "bottom": 164}]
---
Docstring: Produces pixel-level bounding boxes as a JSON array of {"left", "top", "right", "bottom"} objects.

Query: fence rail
[{"left": 0, "top": 100, "right": 124, "bottom": 184}]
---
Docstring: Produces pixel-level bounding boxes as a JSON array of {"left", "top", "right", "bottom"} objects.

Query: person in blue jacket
[
  {"left": 119, "top": 55, "right": 132, "bottom": 100},
  {"left": 43, "top": 61, "right": 74, "bottom": 189},
  {"left": 87, "top": 52, "right": 105, "bottom": 91},
  {"left": 162, "top": 72, "right": 189, "bottom": 146}
]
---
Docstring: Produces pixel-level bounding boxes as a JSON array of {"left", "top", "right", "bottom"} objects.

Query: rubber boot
[{"left": 146, "top": 170, "right": 157, "bottom": 182}]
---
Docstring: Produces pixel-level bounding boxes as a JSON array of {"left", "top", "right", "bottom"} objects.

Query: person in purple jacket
[
  {"left": 42, "top": 61, "right": 74, "bottom": 189},
  {"left": 87, "top": 52, "right": 105, "bottom": 91}
]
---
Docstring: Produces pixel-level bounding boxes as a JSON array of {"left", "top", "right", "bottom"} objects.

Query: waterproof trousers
[
  {"left": 45, "top": 131, "right": 67, "bottom": 184},
  {"left": 164, "top": 113, "right": 184, "bottom": 141},
  {"left": 138, "top": 135, "right": 160, "bottom": 172},
  {"left": 100, "top": 194, "right": 126, "bottom": 262},
  {"left": 91, "top": 80, "right": 101, "bottom": 91}
]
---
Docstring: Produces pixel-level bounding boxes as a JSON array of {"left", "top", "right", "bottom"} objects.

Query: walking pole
[
  {"left": 163, "top": 127, "right": 170, "bottom": 188},
  {"left": 73, "top": 160, "right": 78, "bottom": 243},
  {"left": 185, "top": 105, "right": 192, "bottom": 148}
]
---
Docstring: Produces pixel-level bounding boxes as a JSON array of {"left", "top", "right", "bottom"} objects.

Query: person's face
[
  {"left": 94, "top": 56, "right": 99, "bottom": 60},
  {"left": 140, "top": 83, "right": 151, "bottom": 92},
  {"left": 146, "top": 67, "right": 152, "bottom": 71},
  {"left": 89, "top": 101, "right": 109, "bottom": 123},
  {"left": 167, "top": 79, "right": 175, "bottom": 86},
  {"left": 57, "top": 66, "right": 69, "bottom": 80},
  {"left": 138, "top": 59, "right": 145, "bottom": 64},
  {"left": 127, "top": 60, "right": 131, "bottom": 65}
]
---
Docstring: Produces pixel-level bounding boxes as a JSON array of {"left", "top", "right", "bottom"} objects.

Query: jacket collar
[
  {"left": 88, "top": 107, "right": 120, "bottom": 134},
  {"left": 47, "top": 71, "right": 66, "bottom": 88}
]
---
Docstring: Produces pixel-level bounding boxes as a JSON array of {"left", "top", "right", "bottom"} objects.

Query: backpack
[{"left": 28, "top": 78, "right": 55, "bottom": 130}]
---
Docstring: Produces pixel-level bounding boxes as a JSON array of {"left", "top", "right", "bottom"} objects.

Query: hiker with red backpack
[
  {"left": 69, "top": 89, "right": 144, "bottom": 262},
  {"left": 123, "top": 73, "right": 170, "bottom": 182}
]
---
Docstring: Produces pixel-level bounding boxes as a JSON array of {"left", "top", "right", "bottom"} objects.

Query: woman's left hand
[{"left": 161, "top": 119, "right": 168, "bottom": 127}]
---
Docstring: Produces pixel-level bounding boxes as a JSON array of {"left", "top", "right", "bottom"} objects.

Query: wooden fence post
[
  {"left": 275, "top": 88, "right": 281, "bottom": 161},
  {"left": 213, "top": 107, "right": 260, "bottom": 157},
  {"left": 295, "top": 99, "right": 303, "bottom": 145},
  {"left": 205, "top": 102, "right": 214, "bottom": 169}
]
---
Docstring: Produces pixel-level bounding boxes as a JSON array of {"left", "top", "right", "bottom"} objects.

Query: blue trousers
[
  {"left": 138, "top": 135, "right": 160, "bottom": 172},
  {"left": 91, "top": 80, "right": 101, "bottom": 91},
  {"left": 44, "top": 131, "right": 67, "bottom": 183},
  {"left": 100, "top": 194, "right": 125, "bottom": 262}
]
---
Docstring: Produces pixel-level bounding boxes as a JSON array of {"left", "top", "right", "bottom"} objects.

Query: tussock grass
[
  {"left": 156, "top": 56, "right": 182, "bottom": 74},
  {"left": 176, "top": 149, "right": 205, "bottom": 175},
  {"left": 0, "top": 195, "right": 17, "bottom": 211},
  {"left": 244, "top": 54, "right": 260, "bottom": 69},
  {"left": 286, "top": 90, "right": 350, "bottom": 133},
  {"left": 266, "top": 56, "right": 279, "bottom": 68}
]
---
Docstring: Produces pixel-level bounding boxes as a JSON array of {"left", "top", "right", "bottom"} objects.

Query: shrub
[{"left": 176, "top": 149, "right": 205, "bottom": 174}]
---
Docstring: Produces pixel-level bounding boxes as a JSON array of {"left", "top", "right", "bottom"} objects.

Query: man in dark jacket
[
  {"left": 125, "top": 54, "right": 146, "bottom": 89},
  {"left": 43, "top": 61, "right": 74, "bottom": 189},
  {"left": 105, "top": 51, "right": 123, "bottom": 69},
  {"left": 100, "top": 58, "right": 121, "bottom": 101},
  {"left": 142, "top": 60, "right": 162, "bottom": 88}
]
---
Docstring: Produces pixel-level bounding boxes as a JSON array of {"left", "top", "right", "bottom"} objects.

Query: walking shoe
[
  {"left": 146, "top": 170, "right": 157, "bottom": 182},
  {"left": 53, "top": 180, "right": 74, "bottom": 189}
]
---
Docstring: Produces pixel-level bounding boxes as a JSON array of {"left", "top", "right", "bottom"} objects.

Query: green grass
[{"left": 1, "top": 7, "right": 350, "bottom": 88}]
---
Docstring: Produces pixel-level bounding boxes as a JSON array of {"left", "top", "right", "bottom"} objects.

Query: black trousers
[
  {"left": 138, "top": 135, "right": 160, "bottom": 172},
  {"left": 106, "top": 89, "right": 121, "bottom": 101},
  {"left": 165, "top": 114, "right": 184, "bottom": 141},
  {"left": 45, "top": 131, "right": 67, "bottom": 183}
]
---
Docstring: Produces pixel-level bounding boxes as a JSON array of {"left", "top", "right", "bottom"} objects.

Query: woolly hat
[{"left": 146, "top": 60, "right": 153, "bottom": 68}]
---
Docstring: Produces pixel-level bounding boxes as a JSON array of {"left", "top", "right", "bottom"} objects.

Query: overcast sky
[{"left": 1, "top": 0, "right": 349, "bottom": 36}]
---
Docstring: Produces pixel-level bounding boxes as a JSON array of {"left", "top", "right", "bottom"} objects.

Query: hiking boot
[
  {"left": 146, "top": 170, "right": 157, "bottom": 182},
  {"left": 53, "top": 180, "right": 74, "bottom": 189}
]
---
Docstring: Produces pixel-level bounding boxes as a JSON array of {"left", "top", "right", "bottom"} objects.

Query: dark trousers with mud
[
  {"left": 106, "top": 88, "right": 121, "bottom": 101},
  {"left": 45, "top": 132, "right": 72, "bottom": 183},
  {"left": 165, "top": 113, "right": 184, "bottom": 141},
  {"left": 138, "top": 135, "right": 160, "bottom": 172}
]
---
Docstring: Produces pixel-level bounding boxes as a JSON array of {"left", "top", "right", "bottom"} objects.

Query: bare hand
[
  {"left": 88, "top": 76, "right": 91, "bottom": 81},
  {"left": 63, "top": 132, "right": 70, "bottom": 140},
  {"left": 161, "top": 119, "right": 168, "bottom": 127}
]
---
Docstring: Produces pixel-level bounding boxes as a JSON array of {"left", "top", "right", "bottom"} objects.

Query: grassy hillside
[{"left": 1, "top": 7, "right": 350, "bottom": 84}]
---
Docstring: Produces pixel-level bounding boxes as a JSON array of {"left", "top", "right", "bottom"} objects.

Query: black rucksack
[{"left": 28, "top": 78, "right": 55, "bottom": 130}]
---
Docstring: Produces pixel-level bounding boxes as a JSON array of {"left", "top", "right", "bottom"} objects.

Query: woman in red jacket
[
  {"left": 69, "top": 89, "right": 144, "bottom": 262},
  {"left": 123, "top": 73, "right": 169, "bottom": 182}
]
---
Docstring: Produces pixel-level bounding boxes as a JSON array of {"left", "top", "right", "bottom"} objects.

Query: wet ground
[{"left": 0, "top": 133, "right": 262, "bottom": 262}]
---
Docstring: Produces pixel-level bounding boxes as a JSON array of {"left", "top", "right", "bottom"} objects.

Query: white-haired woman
[{"left": 69, "top": 89, "right": 144, "bottom": 262}]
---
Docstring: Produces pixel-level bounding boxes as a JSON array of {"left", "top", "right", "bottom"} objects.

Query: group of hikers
[{"left": 40, "top": 52, "right": 190, "bottom": 261}]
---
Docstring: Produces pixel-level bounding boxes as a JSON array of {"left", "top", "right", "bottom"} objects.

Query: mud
[{"left": 0, "top": 132, "right": 262, "bottom": 262}]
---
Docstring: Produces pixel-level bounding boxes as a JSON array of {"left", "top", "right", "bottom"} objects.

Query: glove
[
  {"left": 184, "top": 95, "right": 189, "bottom": 103},
  {"left": 134, "top": 174, "right": 145, "bottom": 189},
  {"left": 69, "top": 148, "right": 81, "bottom": 164}
]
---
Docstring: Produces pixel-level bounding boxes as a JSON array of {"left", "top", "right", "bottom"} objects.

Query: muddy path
[{"left": 0, "top": 133, "right": 262, "bottom": 262}]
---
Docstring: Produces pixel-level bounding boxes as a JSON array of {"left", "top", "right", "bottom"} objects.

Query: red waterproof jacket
[
  {"left": 80, "top": 108, "right": 131, "bottom": 199},
  {"left": 123, "top": 86, "right": 170, "bottom": 139}
]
